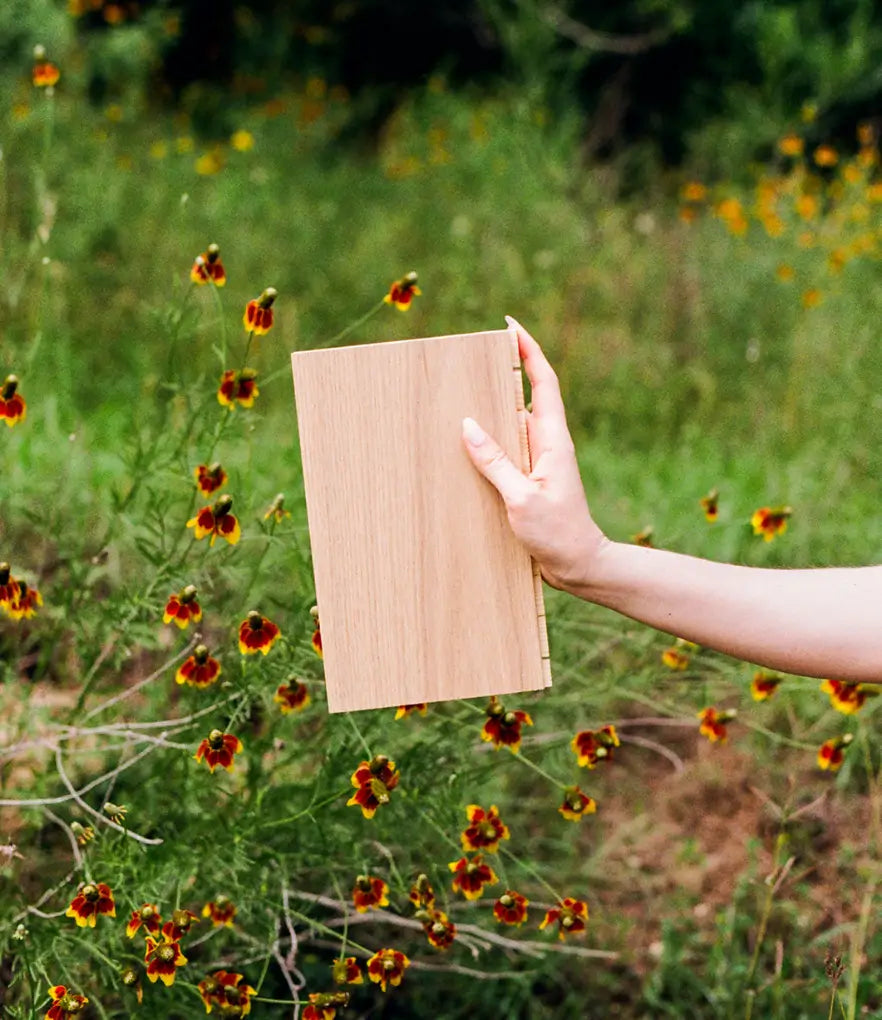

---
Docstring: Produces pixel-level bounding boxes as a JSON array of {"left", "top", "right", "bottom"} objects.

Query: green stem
[
  {"left": 744, "top": 832, "right": 786, "bottom": 1017},
  {"left": 346, "top": 714, "right": 372, "bottom": 758},
  {"left": 258, "top": 788, "right": 351, "bottom": 829},
  {"left": 497, "top": 844, "right": 565, "bottom": 904},
  {"left": 326, "top": 299, "right": 386, "bottom": 346},
  {"left": 288, "top": 906, "right": 371, "bottom": 955},
  {"left": 208, "top": 278, "right": 228, "bottom": 367},
  {"left": 510, "top": 750, "right": 567, "bottom": 790}
]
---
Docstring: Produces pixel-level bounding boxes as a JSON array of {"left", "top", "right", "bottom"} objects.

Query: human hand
[{"left": 461, "top": 316, "right": 606, "bottom": 592}]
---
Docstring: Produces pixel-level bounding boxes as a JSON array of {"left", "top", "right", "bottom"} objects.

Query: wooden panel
[{"left": 291, "top": 329, "right": 550, "bottom": 713}]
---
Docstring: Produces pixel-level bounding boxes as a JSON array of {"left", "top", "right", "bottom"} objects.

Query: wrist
[{"left": 561, "top": 536, "right": 626, "bottom": 605}]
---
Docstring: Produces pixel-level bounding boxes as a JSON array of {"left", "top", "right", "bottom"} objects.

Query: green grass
[{"left": 1, "top": 68, "right": 882, "bottom": 1019}]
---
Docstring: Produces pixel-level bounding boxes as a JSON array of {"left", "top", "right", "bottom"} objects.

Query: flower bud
[
  {"left": 103, "top": 802, "right": 127, "bottom": 822},
  {"left": 213, "top": 494, "right": 234, "bottom": 517},
  {"left": 257, "top": 287, "right": 277, "bottom": 309}
]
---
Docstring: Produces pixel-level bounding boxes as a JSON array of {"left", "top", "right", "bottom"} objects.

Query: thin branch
[
  {"left": 53, "top": 744, "right": 163, "bottom": 845},
  {"left": 306, "top": 937, "right": 530, "bottom": 980},
  {"left": 539, "top": 3, "right": 671, "bottom": 55},
  {"left": 290, "top": 891, "right": 617, "bottom": 961},
  {"left": 82, "top": 634, "right": 200, "bottom": 720},
  {"left": 41, "top": 808, "right": 84, "bottom": 871},
  {"left": 0, "top": 737, "right": 163, "bottom": 809},
  {"left": 619, "top": 733, "right": 685, "bottom": 773}
]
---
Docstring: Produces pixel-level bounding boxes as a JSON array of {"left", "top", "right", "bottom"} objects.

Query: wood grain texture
[{"left": 291, "top": 329, "right": 550, "bottom": 713}]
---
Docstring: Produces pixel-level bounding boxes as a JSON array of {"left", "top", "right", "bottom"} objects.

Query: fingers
[
  {"left": 505, "top": 316, "right": 574, "bottom": 455},
  {"left": 504, "top": 316, "right": 566, "bottom": 422},
  {"left": 462, "top": 417, "right": 532, "bottom": 506}
]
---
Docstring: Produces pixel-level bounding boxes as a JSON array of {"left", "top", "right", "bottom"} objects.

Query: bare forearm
[{"left": 570, "top": 541, "right": 882, "bottom": 682}]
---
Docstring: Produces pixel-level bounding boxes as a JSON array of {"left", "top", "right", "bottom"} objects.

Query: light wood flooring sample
[{"left": 291, "top": 329, "right": 549, "bottom": 713}]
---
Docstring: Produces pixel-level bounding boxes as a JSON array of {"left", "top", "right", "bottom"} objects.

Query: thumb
[{"left": 461, "top": 417, "right": 531, "bottom": 505}]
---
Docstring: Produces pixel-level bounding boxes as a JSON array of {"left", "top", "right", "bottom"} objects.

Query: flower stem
[
  {"left": 208, "top": 278, "right": 228, "bottom": 367},
  {"left": 326, "top": 299, "right": 386, "bottom": 346},
  {"left": 497, "top": 844, "right": 565, "bottom": 904},
  {"left": 258, "top": 788, "right": 351, "bottom": 829},
  {"left": 511, "top": 750, "right": 567, "bottom": 790},
  {"left": 346, "top": 714, "right": 372, "bottom": 759}
]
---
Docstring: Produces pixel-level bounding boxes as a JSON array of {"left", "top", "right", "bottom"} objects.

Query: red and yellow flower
[
  {"left": 539, "top": 897, "right": 589, "bottom": 940},
  {"left": 6, "top": 580, "right": 42, "bottom": 620},
  {"left": 303, "top": 992, "right": 349, "bottom": 1019},
  {"left": 493, "top": 890, "right": 529, "bottom": 926},
  {"left": 238, "top": 610, "right": 281, "bottom": 654},
  {"left": 420, "top": 908, "right": 456, "bottom": 949},
  {"left": 310, "top": 604, "right": 323, "bottom": 658},
  {"left": 45, "top": 985, "right": 88, "bottom": 1019},
  {"left": 394, "top": 703, "right": 427, "bottom": 719},
  {"left": 662, "top": 639, "right": 697, "bottom": 670},
  {"left": 202, "top": 895, "right": 236, "bottom": 927},
  {"left": 194, "top": 461, "right": 227, "bottom": 496},
  {"left": 70, "top": 822, "right": 94, "bottom": 846},
  {"left": 126, "top": 903, "right": 162, "bottom": 938},
  {"left": 187, "top": 494, "right": 241, "bottom": 546},
  {"left": 66, "top": 882, "right": 115, "bottom": 927},
  {"left": 0, "top": 563, "right": 20, "bottom": 612},
  {"left": 778, "top": 134, "right": 804, "bottom": 157},
  {"left": 190, "top": 243, "right": 226, "bottom": 286},
  {"left": 558, "top": 785, "right": 597, "bottom": 821},
  {"left": 384, "top": 271, "right": 420, "bottom": 310},
  {"left": 460, "top": 804, "right": 510, "bottom": 853},
  {"left": 195, "top": 729, "right": 243, "bottom": 773},
  {"left": 347, "top": 755, "right": 400, "bottom": 819},
  {"left": 264, "top": 492, "right": 290, "bottom": 523},
  {"left": 821, "top": 679, "right": 877, "bottom": 715},
  {"left": 481, "top": 696, "right": 533, "bottom": 753},
  {"left": 32, "top": 46, "right": 60, "bottom": 88},
  {"left": 303, "top": 998, "right": 336, "bottom": 1020},
  {"left": 103, "top": 801, "right": 127, "bottom": 824},
  {"left": 751, "top": 671, "right": 782, "bottom": 701},
  {"left": 366, "top": 948, "right": 410, "bottom": 991},
  {"left": 197, "top": 970, "right": 257, "bottom": 1015},
  {"left": 681, "top": 181, "right": 707, "bottom": 203},
  {"left": 162, "top": 909, "right": 200, "bottom": 940},
  {"left": 632, "top": 525, "right": 654, "bottom": 547},
  {"left": 814, "top": 144, "right": 838, "bottom": 167},
  {"left": 331, "top": 956, "right": 363, "bottom": 985},
  {"left": 163, "top": 584, "right": 202, "bottom": 628},
  {"left": 700, "top": 488, "right": 719, "bottom": 522},
  {"left": 0, "top": 375, "right": 26, "bottom": 426},
  {"left": 697, "top": 706, "right": 736, "bottom": 743},
  {"left": 217, "top": 368, "right": 259, "bottom": 409},
  {"left": 448, "top": 853, "right": 498, "bottom": 900},
  {"left": 120, "top": 966, "right": 142, "bottom": 1005},
  {"left": 144, "top": 933, "right": 188, "bottom": 986},
  {"left": 352, "top": 874, "right": 389, "bottom": 913},
  {"left": 274, "top": 679, "right": 310, "bottom": 713},
  {"left": 176, "top": 644, "right": 222, "bottom": 688},
  {"left": 408, "top": 873, "right": 435, "bottom": 910},
  {"left": 751, "top": 505, "right": 792, "bottom": 542},
  {"left": 571, "top": 725, "right": 619, "bottom": 768},
  {"left": 243, "top": 287, "right": 277, "bottom": 334},
  {"left": 817, "top": 733, "right": 853, "bottom": 772}
]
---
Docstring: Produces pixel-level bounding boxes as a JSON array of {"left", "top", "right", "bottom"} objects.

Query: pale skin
[{"left": 461, "top": 316, "right": 882, "bottom": 683}]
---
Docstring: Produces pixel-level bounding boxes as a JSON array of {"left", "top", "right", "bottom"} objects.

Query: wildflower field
[{"left": 4, "top": 20, "right": 882, "bottom": 1020}]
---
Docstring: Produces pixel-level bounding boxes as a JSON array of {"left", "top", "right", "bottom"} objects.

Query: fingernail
[
  {"left": 462, "top": 417, "right": 486, "bottom": 447},
  {"left": 504, "top": 315, "right": 518, "bottom": 329}
]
